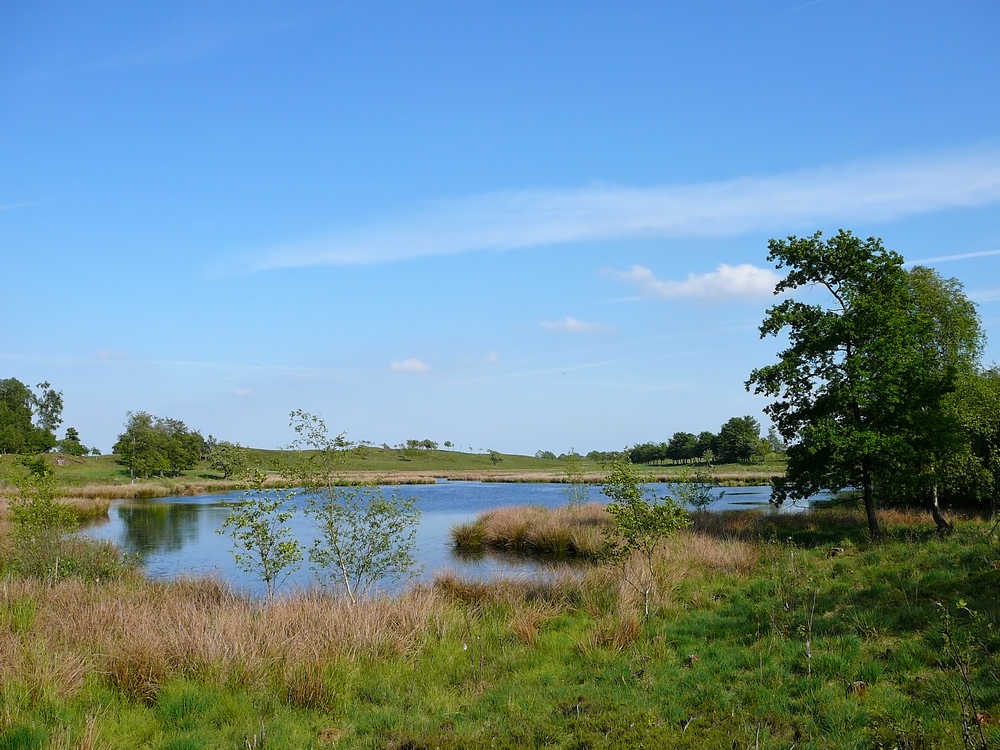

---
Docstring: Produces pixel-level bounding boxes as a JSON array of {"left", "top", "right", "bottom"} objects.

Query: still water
[{"left": 80, "top": 481, "right": 784, "bottom": 598}]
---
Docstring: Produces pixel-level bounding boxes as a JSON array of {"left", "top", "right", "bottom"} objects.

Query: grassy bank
[
  {"left": 0, "top": 450, "right": 787, "bottom": 508},
  {"left": 1, "top": 504, "right": 998, "bottom": 748}
]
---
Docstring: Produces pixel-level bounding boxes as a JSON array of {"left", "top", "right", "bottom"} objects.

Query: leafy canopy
[{"left": 746, "top": 230, "right": 984, "bottom": 537}]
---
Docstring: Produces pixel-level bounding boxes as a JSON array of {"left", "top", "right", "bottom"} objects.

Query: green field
[{"left": 1, "top": 448, "right": 787, "bottom": 499}]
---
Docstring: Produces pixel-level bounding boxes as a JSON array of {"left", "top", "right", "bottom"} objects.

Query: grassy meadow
[{"left": 0, "top": 492, "right": 998, "bottom": 748}]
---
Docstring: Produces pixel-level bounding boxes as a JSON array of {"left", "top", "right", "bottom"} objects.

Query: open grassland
[
  {"left": 1, "top": 506, "right": 998, "bottom": 748},
  {"left": 0, "top": 450, "right": 787, "bottom": 504}
]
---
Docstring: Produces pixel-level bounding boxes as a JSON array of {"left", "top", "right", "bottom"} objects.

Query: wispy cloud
[
  {"left": 96, "top": 349, "right": 127, "bottom": 360},
  {"left": 229, "top": 146, "right": 1000, "bottom": 272},
  {"left": 540, "top": 317, "right": 616, "bottom": 334},
  {"left": 484, "top": 351, "right": 499, "bottom": 364},
  {"left": 89, "top": 7, "right": 333, "bottom": 71},
  {"left": 389, "top": 358, "right": 431, "bottom": 373},
  {"left": 907, "top": 249, "right": 1000, "bottom": 266},
  {"left": 234, "top": 387, "right": 254, "bottom": 398},
  {"left": 608, "top": 263, "right": 781, "bottom": 301},
  {"left": 0, "top": 200, "right": 45, "bottom": 211},
  {"left": 450, "top": 360, "right": 615, "bottom": 385},
  {"left": 969, "top": 288, "right": 1000, "bottom": 303}
]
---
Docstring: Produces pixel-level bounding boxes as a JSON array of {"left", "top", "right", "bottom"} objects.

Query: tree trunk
[
  {"left": 862, "top": 460, "right": 880, "bottom": 539},
  {"left": 930, "top": 485, "right": 953, "bottom": 535}
]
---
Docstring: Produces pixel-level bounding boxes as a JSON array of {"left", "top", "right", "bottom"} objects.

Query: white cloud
[
  {"left": 484, "top": 351, "right": 499, "bottom": 364},
  {"left": 234, "top": 387, "right": 254, "bottom": 397},
  {"left": 390, "top": 358, "right": 431, "bottom": 373},
  {"left": 906, "top": 248, "right": 1000, "bottom": 266},
  {"left": 609, "top": 263, "right": 782, "bottom": 301},
  {"left": 96, "top": 349, "right": 127, "bottom": 359},
  {"left": 969, "top": 288, "right": 1000, "bottom": 303},
  {"left": 540, "top": 317, "right": 615, "bottom": 334},
  {"left": 230, "top": 146, "right": 1000, "bottom": 271}
]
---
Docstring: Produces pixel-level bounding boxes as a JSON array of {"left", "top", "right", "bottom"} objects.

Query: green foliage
[
  {"left": 715, "top": 415, "right": 763, "bottom": 464},
  {"left": 288, "top": 410, "right": 422, "bottom": 603},
  {"left": 3, "top": 463, "right": 78, "bottom": 578},
  {"left": 487, "top": 449, "right": 503, "bottom": 466},
  {"left": 113, "top": 412, "right": 204, "bottom": 479},
  {"left": 747, "top": 230, "right": 985, "bottom": 536},
  {"left": 306, "top": 483, "right": 421, "bottom": 601},
  {"left": 601, "top": 455, "right": 689, "bottom": 619},
  {"left": 667, "top": 469, "right": 720, "bottom": 515},
  {"left": 217, "top": 469, "right": 302, "bottom": 601},
  {"left": 207, "top": 441, "right": 249, "bottom": 480},
  {"left": 0, "top": 378, "right": 62, "bottom": 454},
  {"left": 56, "top": 426, "right": 89, "bottom": 456},
  {"left": 562, "top": 450, "right": 589, "bottom": 507}
]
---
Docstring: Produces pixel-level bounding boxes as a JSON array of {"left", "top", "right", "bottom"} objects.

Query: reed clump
[{"left": 450, "top": 502, "right": 611, "bottom": 558}]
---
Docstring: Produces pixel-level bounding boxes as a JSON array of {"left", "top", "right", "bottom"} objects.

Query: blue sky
[{"left": 3, "top": 0, "right": 1000, "bottom": 455}]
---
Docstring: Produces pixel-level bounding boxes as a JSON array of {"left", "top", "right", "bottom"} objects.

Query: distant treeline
[{"left": 536, "top": 416, "right": 783, "bottom": 467}]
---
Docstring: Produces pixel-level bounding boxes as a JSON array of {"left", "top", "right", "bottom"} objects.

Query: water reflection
[{"left": 80, "top": 481, "right": 786, "bottom": 597}]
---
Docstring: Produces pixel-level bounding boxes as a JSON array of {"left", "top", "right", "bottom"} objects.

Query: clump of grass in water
[{"left": 450, "top": 502, "right": 611, "bottom": 558}]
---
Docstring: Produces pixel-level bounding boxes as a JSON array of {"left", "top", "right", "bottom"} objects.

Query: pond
[{"left": 79, "top": 481, "right": 790, "bottom": 598}]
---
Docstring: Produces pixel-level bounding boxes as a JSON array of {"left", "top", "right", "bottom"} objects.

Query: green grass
[
  {"left": 1, "top": 506, "right": 998, "bottom": 748},
  {"left": 0, "top": 450, "right": 787, "bottom": 501}
]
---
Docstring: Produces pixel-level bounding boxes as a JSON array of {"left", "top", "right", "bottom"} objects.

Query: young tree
[
  {"left": 3, "top": 460, "right": 78, "bottom": 576},
  {"left": 746, "top": 231, "right": 984, "bottom": 537},
  {"left": 208, "top": 441, "right": 250, "bottom": 480},
  {"left": 487, "top": 449, "right": 503, "bottom": 466},
  {"left": 668, "top": 469, "right": 720, "bottom": 520},
  {"left": 287, "top": 411, "right": 421, "bottom": 602},
  {"left": 563, "top": 450, "right": 589, "bottom": 507},
  {"left": 305, "top": 483, "right": 421, "bottom": 602},
  {"left": 217, "top": 469, "right": 302, "bottom": 601},
  {"left": 601, "top": 455, "right": 690, "bottom": 620}
]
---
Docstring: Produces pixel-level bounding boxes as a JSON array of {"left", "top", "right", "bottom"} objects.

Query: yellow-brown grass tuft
[
  {"left": 0, "top": 576, "right": 444, "bottom": 703},
  {"left": 508, "top": 601, "right": 560, "bottom": 645},
  {"left": 451, "top": 502, "right": 611, "bottom": 557}
]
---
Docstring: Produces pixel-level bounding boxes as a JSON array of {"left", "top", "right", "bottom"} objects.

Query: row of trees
[{"left": 628, "top": 416, "right": 772, "bottom": 467}]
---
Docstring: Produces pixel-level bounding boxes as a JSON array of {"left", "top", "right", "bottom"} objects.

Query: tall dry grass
[
  {"left": 0, "top": 495, "right": 113, "bottom": 525},
  {"left": 691, "top": 506, "right": 935, "bottom": 539},
  {"left": 0, "top": 576, "right": 447, "bottom": 707}
]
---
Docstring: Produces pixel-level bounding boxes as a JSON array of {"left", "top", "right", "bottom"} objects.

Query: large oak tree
[{"left": 746, "top": 230, "right": 984, "bottom": 537}]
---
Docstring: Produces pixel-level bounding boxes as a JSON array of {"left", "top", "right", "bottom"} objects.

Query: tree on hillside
[
  {"left": 113, "top": 412, "right": 204, "bottom": 479},
  {"left": 208, "top": 441, "right": 250, "bottom": 480},
  {"left": 0, "top": 379, "right": 63, "bottom": 454},
  {"left": 57, "top": 427, "right": 89, "bottom": 456},
  {"left": 746, "top": 230, "right": 984, "bottom": 537}
]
